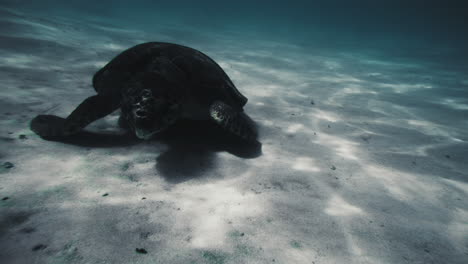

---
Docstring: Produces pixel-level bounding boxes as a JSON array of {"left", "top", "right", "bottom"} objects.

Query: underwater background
[
  {"left": 1, "top": 1, "right": 467, "bottom": 264},
  {"left": 3, "top": 0, "right": 468, "bottom": 49}
]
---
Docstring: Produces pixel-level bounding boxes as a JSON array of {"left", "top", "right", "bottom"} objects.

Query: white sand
[{"left": 0, "top": 7, "right": 467, "bottom": 264}]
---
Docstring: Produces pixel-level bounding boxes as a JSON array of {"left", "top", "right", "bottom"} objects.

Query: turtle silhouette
[{"left": 31, "top": 42, "right": 257, "bottom": 141}]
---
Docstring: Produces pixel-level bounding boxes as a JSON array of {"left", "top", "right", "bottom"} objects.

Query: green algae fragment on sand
[
  {"left": 290, "top": 240, "right": 302, "bottom": 249},
  {"left": 202, "top": 251, "right": 227, "bottom": 264}
]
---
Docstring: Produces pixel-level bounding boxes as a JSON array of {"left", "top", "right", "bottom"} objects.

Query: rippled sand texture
[{"left": 1, "top": 7, "right": 467, "bottom": 264}]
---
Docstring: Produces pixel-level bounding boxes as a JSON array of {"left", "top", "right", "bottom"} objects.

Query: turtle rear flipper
[{"left": 209, "top": 101, "right": 257, "bottom": 142}]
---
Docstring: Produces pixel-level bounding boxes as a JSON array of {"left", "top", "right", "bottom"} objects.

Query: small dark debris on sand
[
  {"left": 141, "top": 197, "right": 146, "bottom": 200},
  {"left": 19, "top": 134, "right": 27, "bottom": 140},
  {"left": 360, "top": 134, "right": 372, "bottom": 142},
  {"left": 32, "top": 244, "right": 47, "bottom": 251},
  {"left": 331, "top": 165, "right": 336, "bottom": 170},
  {"left": 136, "top": 248, "right": 147, "bottom": 254},
  {"left": 102, "top": 193, "right": 109, "bottom": 197},
  {"left": 2, "top": 197, "right": 9, "bottom": 201},
  {"left": 140, "top": 232, "right": 151, "bottom": 239},
  {"left": 310, "top": 99, "right": 315, "bottom": 105},
  {"left": 2, "top": 162, "right": 14, "bottom": 169}
]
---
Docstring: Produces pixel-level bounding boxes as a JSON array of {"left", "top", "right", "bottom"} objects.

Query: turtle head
[{"left": 126, "top": 88, "right": 180, "bottom": 140}]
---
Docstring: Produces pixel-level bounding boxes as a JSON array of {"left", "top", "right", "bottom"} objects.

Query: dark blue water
[{"left": 4, "top": 0, "right": 467, "bottom": 54}]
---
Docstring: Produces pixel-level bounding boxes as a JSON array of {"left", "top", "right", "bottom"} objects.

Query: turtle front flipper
[
  {"left": 209, "top": 100, "right": 257, "bottom": 142},
  {"left": 30, "top": 115, "right": 68, "bottom": 138},
  {"left": 31, "top": 94, "right": 119, "bottom": 138}
]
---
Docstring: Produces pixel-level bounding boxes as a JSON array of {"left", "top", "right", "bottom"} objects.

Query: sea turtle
[{"left": 30, "top": 42, "right": 257, "bottom": 141}]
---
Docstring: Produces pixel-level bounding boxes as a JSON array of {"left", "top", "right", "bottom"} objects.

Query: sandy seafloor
[{"left": 0, "top": 6, "right": 467, "bottom": 264}]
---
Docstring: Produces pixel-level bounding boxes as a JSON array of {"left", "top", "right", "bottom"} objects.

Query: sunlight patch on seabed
[
  {"left": 323, "top": 60, "right": 341, "bottom": 70},
  {"left": 10, "top": 16, "right": 59, "bottom": 33},
  {"left": 364, "top": 116, "right": 466, "bottom": 151},
  {"left": 314, "top": 134, "right": 359, "bottom": 161},
  {"left": 324, "top": 195, "right": 368, "bottom": 258},
  {"left": 242, "top": 50, "right": 273, "bottom": 57},
  {"left": 286, "top": 123, "right": 304, "bottom": 134},
  {"left": 0, "top": 51, "right": 70, "bottom": 73},
  {"left": 364, "top": 165, "right": 445, "bottom": 203},
  {"left": 359, "top": 58, "right": 422, "bottom": 69},
  {"left": 325, "top": 195, "right": 365, "bottom": 216},
  {"left": 243, "top": 83, "right": 280, "bottom": 98},
  {"left": 92, "top": 24, "right": 142, "bottom": 34},
  {"left": 318, "top": 73, "right": 363, "bottom": 84},
  {"left": 241, "top": 50, "right": 299, "bottom": 66},
  {"left": 0, "top": 53, "right": 38, "bottom": 68},
  {"left": 439, "top": 98, "right": 468, "bottom": 110},
  {"left": 325, "top": 83, "right": 377, "bottom": 105},
  {"left": 442, "top": 178, "right": 468, "bottom": 195},
  {"left": 406, "top": 119, "right": 439, "bottom": 128},
  {"left": 280, "top": 247, "right": 318, "bottom": 264},
  {"left": 285, "top": 87, "right": 310, "bottom": 99},
  {"left": 342, "top": 85, "right": 377, "bottom": 95},
  {"left": 446, "top": 207, "right": 468, "bottom": 254},
  {"left": 292, "top": 157, "right": 321, "bottom": 172},
  {"left": 103, "top": 43, "right": 127, "bottom": 51},
  {"left": 405, "top": 119, "right": 461, "bottom": 142},
  {"left": 228, "top": 60, "right": 306, "bottom": 84},
  {"left": 93, "top": 60, "right": 108, "bottom": 68},
  {"left": 367, "top": 101, "right": 412, "bottom": 119},
  {"left": 12, "top": 155, "right": 87, "bottom": 189},
  {"left": 0, "top": 84, "right": 49, "bottom": 105},
  {"left": 254, "top": 39, "right": 300, "bottom": 50},
  {"left": 377, "top": 83, "right": 432, "bottom": 93},
  {"left": 66, "top": 59, "right": 107, "bottom": 70},
  {"left": 311, "top": 109, "right": 340, "bottom": 122},
  {"left": 16, "top": 23, "right": 76, "bottom": 45},
  {"left": 366, "top": 72, "right": 383, "bottom": 77},
  {"left": 217, "top": 61, "right": 232, "bottom": 70},
  {"left": 169, "top": 177, "right": 264, "bottom": 249},
  {"left": 258, "top": 119, "right": 275, "bottom": 128}
]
